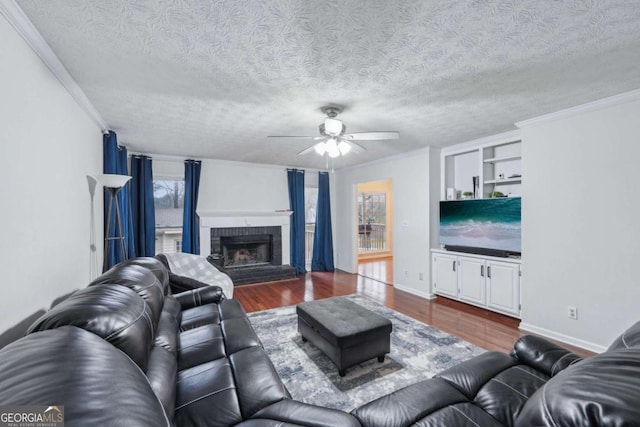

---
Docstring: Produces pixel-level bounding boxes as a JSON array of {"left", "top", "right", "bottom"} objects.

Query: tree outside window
[{"left": 154, "top": 179, "right": 185, "bottom": 255}]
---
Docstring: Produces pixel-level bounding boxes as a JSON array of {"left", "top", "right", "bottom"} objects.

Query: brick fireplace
[
  {"left": 197, "top": 211, "right": 295, "bottom": 285},
  {"left": 209, "top": 226, "right": 282, "bottom": 269}
]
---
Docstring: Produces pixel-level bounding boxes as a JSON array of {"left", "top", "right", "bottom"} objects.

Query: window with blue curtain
[
  {"left": 130, "top": 155, "right": 155, "bottom": 256},
  {"left": 182, "top": 160, "right": 202, "bottom": 254},
  {"left": 312, "top": 171, "right": 334, "bottom": 271},
  {"left": 287, "top": 168, "right": 306, "bottom": 274},
  {"left": 103, "top": 131, "right": 134, "bottom": 269}
]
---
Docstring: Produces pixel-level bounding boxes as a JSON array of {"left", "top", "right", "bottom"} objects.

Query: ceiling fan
[{"left": 268, "top": 106, "right": 399, "bottom": 158}]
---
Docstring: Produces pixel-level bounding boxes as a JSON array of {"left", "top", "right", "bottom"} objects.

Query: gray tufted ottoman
[{"left": 296, "top": 297, "right": 392, "bottom": 376}]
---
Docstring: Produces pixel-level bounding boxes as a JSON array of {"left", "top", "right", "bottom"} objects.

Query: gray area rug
[{"left": 247, "top": 295, "right": 485, "bottom": 411}]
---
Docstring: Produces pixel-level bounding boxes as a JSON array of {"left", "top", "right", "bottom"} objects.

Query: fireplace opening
[{"left": 221, "top": 234, "right": 272, "bottom": 268}]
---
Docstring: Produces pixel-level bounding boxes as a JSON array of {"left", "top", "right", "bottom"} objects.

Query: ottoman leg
[
  {"left": 339, "top": 369, "right": 346, "bottom": 377},
  {"left": 301, "top": 335, "right": 307, "bottom": 342},
  {"left": 377, "top": 355, "right": 385, "bottom": 363}
]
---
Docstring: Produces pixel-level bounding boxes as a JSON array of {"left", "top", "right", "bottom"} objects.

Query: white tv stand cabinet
[{"left": 431, "top": 249, "right": 522, "bottom": 318}]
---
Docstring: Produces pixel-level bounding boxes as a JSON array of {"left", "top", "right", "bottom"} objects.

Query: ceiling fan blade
[
  {"left": 267, "top": 135, "right": 316, "bottom": 140},
  {"left": 297, "top": 142, "right": 324, "bottom": 156},
  {"left": 347, "top": 140, "right": 367, "bottom": 153},
  {"left": 345, "top": 131, "right": 399, "bottom": 140}
]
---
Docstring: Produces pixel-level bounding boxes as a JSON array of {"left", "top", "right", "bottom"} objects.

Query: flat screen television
[{"left": 439, "top": 197, "right": 521, "bottom": 257}]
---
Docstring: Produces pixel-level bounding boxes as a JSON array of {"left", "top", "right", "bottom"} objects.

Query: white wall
[
  {"left": 335, "top": 147, "right": 435, "bottom": 298},
  {"left": 520, "top": 96, "right": 640, "bottom": 351},
  {"left": 198, "top": 159, "right": 290, "bottom": 212},
  {"left": 0, "top": 15, "right": 103, "bottom": 331},
  {"left": 184, "top": 158, "right": 332, "bottom": 266}
]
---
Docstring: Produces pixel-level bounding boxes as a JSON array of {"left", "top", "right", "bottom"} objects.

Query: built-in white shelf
[
  {"left": 484, "top": 178, "right": 522, "bottom": 185},
  {"left": 441, "top": 132, "right": 522, "bottom": 200},
  {"left": 483, "top": 155, "right": 521, "bottom": 163}
]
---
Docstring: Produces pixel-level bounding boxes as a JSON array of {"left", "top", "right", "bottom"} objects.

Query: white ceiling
[{"left": 15, "top": 0, "right": 640, "bottom": 169}]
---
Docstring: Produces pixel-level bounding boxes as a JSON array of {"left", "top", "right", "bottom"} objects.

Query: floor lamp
[{"left": 98, "top": 174, "right": 132, "bottom": 272}]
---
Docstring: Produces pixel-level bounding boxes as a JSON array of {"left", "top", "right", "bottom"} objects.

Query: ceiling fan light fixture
[
  {"left": 326, "top": 138, "right": 340, "bottom": 158},
  {"left": 337, "top": 140, "right": 351, "bottom": 155},
  {"left": 313, "top": 142, "right": 326, "bottom": 155},
  {"left": 324, "top": 118, "right": 343, "bottom": 136}
]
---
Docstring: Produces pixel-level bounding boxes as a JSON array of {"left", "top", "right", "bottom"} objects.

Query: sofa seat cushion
[
  {"left": 229, "top": 346, "right": 290, "bottom": 419},
  {"left": 0, "top": 326, "right": 169, "bottom": 426},
  {"left": 222, "top": 317, "right": 262, "bottom": 355},
  {"left": 176, "top": 357, "right": 243, "bottom": 427},
  {"left": 178, "top": 324, "right": 226, "bottom": 371},
  {"left": 219, "top": 298, "right": 251, "bottom": 320},
  {"left": 247, "top": 400, "right": 362, "bottom": 427},
  {"left": 181, "top": 303, "right": 220, "bottom": 331}
]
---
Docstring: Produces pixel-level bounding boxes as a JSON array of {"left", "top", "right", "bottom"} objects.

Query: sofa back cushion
[
  {"left": 608, "top": 320, "right": 640, "bottom": 351},
  {"left": 123, "top": 257, "right": 170, "bottom": 295},
  {"left": 90, "top": 263, "right": 165, "bottom": 330},
  {"left": 0, "top": 326, "right": 170, "bottom": 426},
  {"left": 27, "top": 285, "right": 154, "bottom": 371},
  {"left": 147, "top": 297, "right": 181, "bottom": 421},
  {"left": 516, "top": 348, "right": 640, "bottom": 426}
]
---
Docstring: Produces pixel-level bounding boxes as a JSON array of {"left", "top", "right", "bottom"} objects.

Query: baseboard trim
[
  {"left": 393, "top": 283, "right": 435, "bottom": 300},
  {"left": 518, "top": 322, "right": 607, "bottom": 354}
]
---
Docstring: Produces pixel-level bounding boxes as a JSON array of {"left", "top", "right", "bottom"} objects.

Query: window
[
  {"left": 154, "top": 179, "right": 185, "bottom": 255},
  {"left": 304, "top": 187, "right": 318, "bottom": 266},
  {"left": 358, "top": 192, "right": 387, "bottom": 251}
]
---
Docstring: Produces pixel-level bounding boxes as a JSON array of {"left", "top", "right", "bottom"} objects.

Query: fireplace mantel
[
  {"left": 197, "top": 210, "right": 293, "bottom": 218},
  {"left": 197, "top": 210, "right": 291, "bottom": 266}
]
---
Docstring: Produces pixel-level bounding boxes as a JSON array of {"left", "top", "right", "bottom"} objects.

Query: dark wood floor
[
  {"left": 357, "top": 255, "right": 393, "bottom": 284},
  {"left": 234, "top": 265, "right": 594, "bottom": 358}
]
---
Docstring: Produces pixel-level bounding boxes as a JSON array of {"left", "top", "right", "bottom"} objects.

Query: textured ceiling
[{"left": 16, "top": 0, "right": 640, "bottom": 169}]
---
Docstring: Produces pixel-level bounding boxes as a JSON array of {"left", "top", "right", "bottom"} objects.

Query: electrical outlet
[
  {"left": 419, "top": 272, "right": 424, "bottom": 281},
  {"left": 567, "top": 306, "right": 578, "bottom": 320}
]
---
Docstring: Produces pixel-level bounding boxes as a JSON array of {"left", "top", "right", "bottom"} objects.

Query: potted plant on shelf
[
  {"left": 491, "top": 191, "right": 505, "bottom": 198},
  {"left": 462, "top": 191, "right": 473, "bottom": 200}
]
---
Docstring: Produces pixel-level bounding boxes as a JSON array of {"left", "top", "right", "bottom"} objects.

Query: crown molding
[
  {"left": 441, "top": 129, "right": 521, "bottom": 156},
  {"left": 516, "top": 88, "right": 640, "bottom": 128},
  {"left": 0, "top": 0, "right": 109, "bottom": 133},
  {"left": 338, "top": 145, "right": 433, "bottom": 173}
]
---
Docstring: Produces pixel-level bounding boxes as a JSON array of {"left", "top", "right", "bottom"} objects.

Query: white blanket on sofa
[{"left": 163, "top": 253, "right": 234, "bottom": 298}]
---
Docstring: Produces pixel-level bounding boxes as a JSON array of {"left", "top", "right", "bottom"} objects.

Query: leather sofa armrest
[
  {"left": 174, "top": 286, "right": 224, "bottom": 310},
  {"left": 249, "top": 399, "right": 361, "bottom": 427},
  {"left": 511, "top": 335, "right": 582, "bottom": 377},
  {"left": 168, "top": 272, "right": 209, "bottom": 294}
]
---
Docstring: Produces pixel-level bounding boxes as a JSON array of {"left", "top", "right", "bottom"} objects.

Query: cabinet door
[
  {"left": 487, "top": 261, "right": 520, "bottom": 316},
  {"left": 433, "top": 254, "right": 458, "bottom": 298},
  {"left": 458, "top": 257, "right": 486, "bottom": 305}
]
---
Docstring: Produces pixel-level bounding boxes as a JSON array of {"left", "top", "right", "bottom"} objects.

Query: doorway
[{"left": 356, "top": 179, "right": 393, "bottom": 284}]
